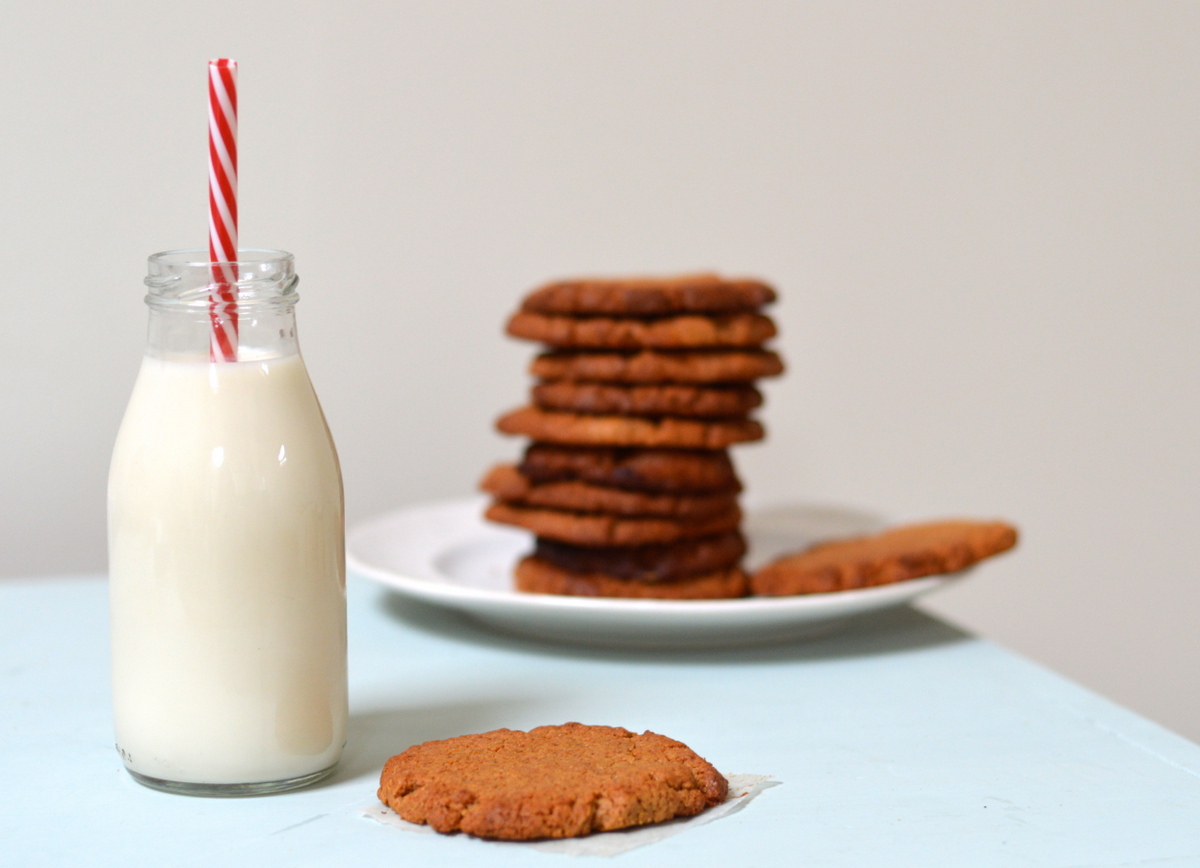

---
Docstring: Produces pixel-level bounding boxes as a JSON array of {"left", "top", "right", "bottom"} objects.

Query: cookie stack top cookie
[{"left": 483, "top": 274, "right": 783, "bottom": 600}]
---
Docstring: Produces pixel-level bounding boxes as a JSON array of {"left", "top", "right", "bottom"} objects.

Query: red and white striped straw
[{"left": 207, "top": 58, "right": 239, "bottom": 362}]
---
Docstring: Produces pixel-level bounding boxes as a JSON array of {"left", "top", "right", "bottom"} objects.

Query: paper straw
[{"left": 207, "top": 58, "right": 239, "bottom": 362}]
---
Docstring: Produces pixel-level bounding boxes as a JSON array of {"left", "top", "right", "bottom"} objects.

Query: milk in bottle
[{"left": 108, "top": 250, "right": 347, "bottom": 795}]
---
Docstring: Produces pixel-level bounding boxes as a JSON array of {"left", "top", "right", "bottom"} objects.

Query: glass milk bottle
[{"left": 108, "top": 250, "right": 347, "bottom": 795}]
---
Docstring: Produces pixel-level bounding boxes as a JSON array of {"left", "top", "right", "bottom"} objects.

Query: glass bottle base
[{"left": 125, "top": 763, "right": 336, "bottom": 797}]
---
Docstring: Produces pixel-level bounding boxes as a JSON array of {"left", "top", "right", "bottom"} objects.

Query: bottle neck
[
  {"left": 145, "top": 302, "right": 299, "bottom": 361},
  {"left": 143, "top": 249, "right": 301, "bottom": 362}
]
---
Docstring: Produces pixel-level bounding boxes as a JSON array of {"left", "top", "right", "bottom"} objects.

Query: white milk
[{"left": 108, "top": 352, "right": 347, "bottom": 786}]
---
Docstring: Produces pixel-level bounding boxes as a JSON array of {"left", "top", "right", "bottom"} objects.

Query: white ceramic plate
[{"left": 347, "top": 497, "right": 959, "bottom": 648}]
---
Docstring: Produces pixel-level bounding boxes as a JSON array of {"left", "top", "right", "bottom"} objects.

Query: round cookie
[
  {"left": 377, "top": 722, "right": 728, "bottom": 840},
  {"left": 532, "top": 381, "right": 763, "bottom": 418},
  {"left": 481, "top": 463, "right": 740, "bottom": 519},
  {"left": 496, "top": 406, "right": 764, "bottom": 449},
  {"left": 519, "top": 445, "right": 742, "bottom": 494},
  {"left": 485, "top": 501, "right": 742, "bottom": 546},
  {"left": 530, "top": 349, "right": 783, "bottom": 384},
  {"left": 750, "top": 519, "right": 1019, "bottom": 596},
  {"left": 506, "top": 311, "right": 777, "bottom": 349},
  {"left": 520, "top": 274, "right": 776, "bottom": 316},
  {"left": 534, "top": 532, "right": 746, "bottom": 582},
  {"left": 517, "top": 556, "right": 750, "bottom": 600}
]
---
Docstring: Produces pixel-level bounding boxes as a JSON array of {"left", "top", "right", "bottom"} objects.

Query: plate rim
[{"left": 346, "top": 496, "right": 955, "bottom": 622}]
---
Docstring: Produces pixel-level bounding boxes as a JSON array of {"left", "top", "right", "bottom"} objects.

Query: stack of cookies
[{"left": 481, "top": 274, "right": 783, "bottom": 599}]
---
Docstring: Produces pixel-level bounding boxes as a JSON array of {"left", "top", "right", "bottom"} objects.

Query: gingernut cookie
[
  {"left": 485, "top": 501, "right": 742, "bottom": 546},
  {"left": 530, "top": 349, "right": 784, "bottom": 384},
  {"left": 750, "top": 519, "right": 1019, "bottom": 596},
  {"left": 516, "top": 556, "right": 750, "bottom": 600},
  {"left": 377, "top": 722, "right": 728, "bottom": 840},
  {"left": 519, "top": 444, "right": 742, "bottom": 494},
  {"left": 506, "top": 311, "right": 777, "bottom": 349},
  {"left": 533, "top": 531, "right": 747, "bottom": 582},
  {"left": 481, "top": 463, "right": 740, "bottom": 519},
  {"left": 520, "top": 274, "right": 776, "bottom": 316},
  {"left": 496, "top": 406, "right": 764, "bottom": 449},
  {"left": 532, "top": 381, "right": 763, "bottom": 418}
]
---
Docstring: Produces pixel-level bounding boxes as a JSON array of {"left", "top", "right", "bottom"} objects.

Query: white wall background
[{"left": 1, "top": 2, "right": 1196, "bottom": 740}]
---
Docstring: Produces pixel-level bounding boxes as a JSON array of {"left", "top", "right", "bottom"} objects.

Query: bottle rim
[{"left": 144, "top": 248, "right": 298, "bottom": 308}]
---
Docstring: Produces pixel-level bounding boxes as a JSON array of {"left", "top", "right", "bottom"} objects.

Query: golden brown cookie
[
  {"left": 481, "top": 463, "right": 740, "bottom": 519},
  {"left": 750, "top": 519, "right": 1019, "bottom": 596},
  {"left": 520, "top": 274, "right": 776, "bottom": 316},
  {"left": 516, "top": 556, "right": 749, "bottom": 599},
  {"left": 485, "top": 501, "right": 742, "bottom": 546},
  {"left": 377, "top": 722, "right": 728, "bottom": 840},
  {"left": 530, "top": 349, "right": 784, "bottom": 384},
  {"left": 533, "top": 532, "right": 746, "bottom": 582},
  {"left": 497, "top": 406, "right": 764, "bottom": 449},
  {"left": 532, "top": 381, "right": 763, "bottom": 418},
  {"left": 506, "top": 311, "right": 777, "bottom": 349},
  {"left": 519, "top": 445, "right": 742, "bottom": 494}
]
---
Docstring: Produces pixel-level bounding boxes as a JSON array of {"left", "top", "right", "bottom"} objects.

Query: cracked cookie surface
[{"left": 377, "top": 722, "right": 728, "bottom": 840}]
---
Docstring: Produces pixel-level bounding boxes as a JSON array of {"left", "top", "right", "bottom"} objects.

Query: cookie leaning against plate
[
  {"left": 481, "top": 463, "right": 740, "bottom": 519},
  {"left": 516, "top": 556, "right": 750, "bottom": 599},
  {"left": 497, "top": 406, "right": 764, "bottom": 449},
  {"left": 520, "top": 274, "right": 776, "bottom": 316},
  {"left": 377, "top": 722, "right": 728, "bottom": 840},
  {"left": 750, "top": 519, "right": 1019, "bottom": 595},
  {"left": 532, "top": 381, "right": 763, "bottom": 418},
  {"left": 519, "top": 444, "right": 743, "bottom": 494},
  {"left": 530, "top": 349, "right": 784, "bottom": 384},
  {"left": 507, "top": 311, "right": 777, "bottom": 349}
]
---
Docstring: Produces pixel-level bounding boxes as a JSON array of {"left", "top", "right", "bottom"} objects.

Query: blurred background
[{"left": 2, "top": 2, "right": 1196, "bottom": 740}]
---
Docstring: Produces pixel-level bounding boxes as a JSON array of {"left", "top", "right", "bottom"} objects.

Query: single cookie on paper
[
  {"left": 751, "top": 519, "right": 1019, "bottom": 596},
  {"left": 519, "top": 444, "right": 743, "bottom": 494},
  {"left": 516, "top": 556, "right": 750, "bottom": 599},
  {"left": 507, "top": 311, "right": 777, "bottom": 349},
  {"left": 531, "top": 381, "right": 763, "bottom": 419},
  {"left": 377, "top": 722, "right": 728, "bottom": 840},
  {"left": 519, "top": 274, "right": 776, "bottom": 316}
]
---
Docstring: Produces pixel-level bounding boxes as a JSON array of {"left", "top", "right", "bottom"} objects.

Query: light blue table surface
[{"left": 3, "top": 573, "right": 1199, "bottom": 867}]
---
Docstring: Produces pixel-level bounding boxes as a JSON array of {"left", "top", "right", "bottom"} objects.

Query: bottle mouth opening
[{"left": 145, "top": 248, "right": 298, "bottom": 307}]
